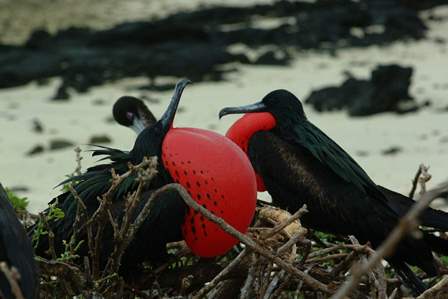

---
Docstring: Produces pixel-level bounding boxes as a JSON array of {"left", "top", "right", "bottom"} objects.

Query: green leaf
[{"left": 5, "top": 188, "right": 29, "bottom": 212}]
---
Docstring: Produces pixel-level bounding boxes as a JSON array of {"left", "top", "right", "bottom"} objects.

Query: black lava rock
[
  {"left": 32, "top": 119, "right": 44, "bottom": 133},
  {"left": 381, "top": 146, "right": 403, "bottom": 156},
  {"left": 89, "top": 135, "right": 112, "bottom": 144},
  {"left": 254, "top": 50, "right": 290, "bottom": 65},
  {"left": 305, "top": 64, "right": 419, "bottom": 116},
  {"left": 0, "top": 0, "right": 438, "bottom": 98},
  {"left": 49, "top": 139, "right": 75, "bottom": 151},
  {"left": 51, "top": 84, "right": 70, "bottom": 101},
  {"left": 26, "top": 144, "right": 45, "bottom": 156}
]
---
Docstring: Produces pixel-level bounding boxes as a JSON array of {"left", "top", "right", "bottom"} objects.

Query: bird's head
[
  {"left": 113, "top": 96, "right": 157, "bottom": 134},
  {"left": 130, "top": 79, "right": 190, "bottom": 161},
  {"left": 219, "top": 89, "right": 305, "bottom": 192},
  {"left": 219, "top": 89, "right": 306, "bottom": 123}
]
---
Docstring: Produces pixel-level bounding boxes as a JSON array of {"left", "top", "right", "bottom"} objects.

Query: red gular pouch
[
  {"left": 225, "top": 112, "right": 276, "bottom": 192},
  {"left": 162, "top": 128, "right": 257, "bottom": 257}
]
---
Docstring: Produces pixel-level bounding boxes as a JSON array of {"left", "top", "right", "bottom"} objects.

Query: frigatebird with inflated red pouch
[{"left": 32, "top": 79, "right": 257, "bottom": 279}]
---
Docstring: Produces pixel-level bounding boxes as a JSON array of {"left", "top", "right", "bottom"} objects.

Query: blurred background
[{"left": 0, "top": 0, "right": 447, "bottom": 213}]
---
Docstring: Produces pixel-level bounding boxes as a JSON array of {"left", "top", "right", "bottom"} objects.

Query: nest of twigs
[{"left": 16, "top": 156, "right": 448, "bottom": 299}]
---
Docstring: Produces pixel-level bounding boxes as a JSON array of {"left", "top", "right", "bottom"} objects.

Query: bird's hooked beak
[
  {"left": 160, "top": 79, "right": 191, "bottom": 130},
  {"left": 219, "top": 101, "right": 267, "bottom": 119}
]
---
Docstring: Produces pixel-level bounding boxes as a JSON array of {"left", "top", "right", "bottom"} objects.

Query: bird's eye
[{"left": 126, "top": 112, "right": 134, "bottom": 120}]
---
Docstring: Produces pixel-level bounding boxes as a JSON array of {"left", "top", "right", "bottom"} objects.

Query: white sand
[{"left": 0, "top": 3, "right": 447, "bottom": 212}]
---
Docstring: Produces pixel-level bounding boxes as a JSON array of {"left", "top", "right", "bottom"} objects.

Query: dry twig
[
  {"left": 416, "top": 275, "right": 448, "bottom": 299},
  {"left": 0, "top": 262, "right": 25, "bottom": 299},
  {"left": 194, "top": 249, "right": 248, "bottom": 299},
  {"left": 409, "top": 164, "right": 424, "bottom": 199},
  {"left": 169, "top": 183, "right": 331, "bottom": 294}
]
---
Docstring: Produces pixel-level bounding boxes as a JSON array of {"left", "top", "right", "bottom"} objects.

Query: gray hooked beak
[
  {"left": 160, "top": 79, "right": 191, "bottom": 130},
  {"left": 219, "top": 101, "right": 267, "bottom": 119}
]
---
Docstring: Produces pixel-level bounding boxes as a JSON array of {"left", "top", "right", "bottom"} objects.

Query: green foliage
[
  {"left": 61, "top": 183, "right": 71, "bottom": 193},
  {"left": 57, "top": 239, "right": 84, "bottom": 262},
  {"left": 440, "top": 256, "right": 448, "bottom": 267},
  {"left": 314, "top": 231, "right": 337, "bottom": 243},
  {"left": 48, "top": 204, "right": 65, "bottom": 220},
  {"left": 5, "top": 188, "right": 29, "bottom": 212},
  {"left": 32, "top": 202, "right": 65, "bottom": 249},
  {"left": 61, "top": 174, "right": 79, "bottom": 193}
]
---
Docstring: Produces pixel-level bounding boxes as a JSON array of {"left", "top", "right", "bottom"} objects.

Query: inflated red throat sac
[
  {"left": 162, "top": 128, "right": 257, "bottom": 257},
  {"left": 225, "top": 112, "right": 276, "bottom": 192}
]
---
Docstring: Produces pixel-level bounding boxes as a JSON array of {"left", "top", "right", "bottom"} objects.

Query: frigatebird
[
  {"left": 219, "top": 89, "right": 448, "bottom": 294},
  {"left": 32, "top": 81, "right": 191, "bottom": 276},
  {"left": 0, "top": 184, "right": 38, "bottom": 299},
  {"left": 111, "top": 95, "right": 259, "bottom": 255},
  {"left": 32, "top": 80, "right": 257, "bottom": 278},
  {"left": 112, "top": 91, "right": 257, "bottom": 256}
]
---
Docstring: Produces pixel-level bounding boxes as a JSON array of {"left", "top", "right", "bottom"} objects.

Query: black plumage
[
  {"left": 31, "top": 80, "right": 191, "bottom": 277},
  {"left": 220, "top": 89, "right": 448, "bottom": 294},
  {"left": 0, "top": 184, "right": 38, "bottom": 299}
]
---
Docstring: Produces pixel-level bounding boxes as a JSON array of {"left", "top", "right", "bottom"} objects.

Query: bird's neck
[
  {"left": 225, "top": 112, "right": 276, "bottom": 191},
  {"left": 131, "top": 125, "right": 164, "bottom": 162}
]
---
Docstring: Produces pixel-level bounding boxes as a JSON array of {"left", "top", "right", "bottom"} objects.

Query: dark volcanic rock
[
  {"left": 49, "top": 138, "right": 75, "bottom": 151},
  {"left": 51, "top": 84, "right": 70, "bottom": 101},
  {"left": 32, "top": 119, "right": 44, "bottom": 133},
  {"left": 0, "top": 0, "right": 437, "bottom": 96},
  {"left": 254, "top": 50, "right": 290, "bottom": 65},
  {"left": 89, "top": 135, "right": 112, "bottom": 144},
  {"left": 305, "top": 64, "right": 419, "bottom": 116},
  {"left": 381, "top": 146, "right": 403, "bottom": 156},
  {"left": 26, "top": 144, "right": 45, "bottom": 156},
  {"left": 439, "top": 105, "right": 448, "bottom": 112}
]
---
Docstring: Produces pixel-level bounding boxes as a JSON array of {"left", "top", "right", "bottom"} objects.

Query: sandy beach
[{"left": 0, "top": 1, "right": 447, "bottom": 213}]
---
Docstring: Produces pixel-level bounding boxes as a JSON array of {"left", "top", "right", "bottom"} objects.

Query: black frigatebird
[
  {"left": 32, "top": 79, "right": 257, "bottom": 278},
  {"left": 0, "top": 184, "right": 38, "bottom": 299},
  {"left": 219, "top": 89, "right": 448, "bottom": 294},
  {"left": 111, "top": 91, "right": 257, "bottom": 256},
  {"left": 32, "top": 80, "right": 191, "bottom": 276}
]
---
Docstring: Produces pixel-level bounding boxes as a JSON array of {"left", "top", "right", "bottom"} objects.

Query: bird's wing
[
  {"left": 62, "top": 146, "right": 135, "bottom": 197},
  {"left": 289, "top": 121, "right": 390, "bottom": 205},
  {"left": 0, "top": 184, "right": 38, "bottom": 299},
  {"left": 249, "top": 131, "right": 439, "bottom": 279},
  {"left": 47, "top": 146, "right": 138, "bottom": 242},
  {"left": 124, "top": 187, "right": 187, "bottom": 263},
  {"left": 248, "top": 130, "right": 398, "bottom": 232}
]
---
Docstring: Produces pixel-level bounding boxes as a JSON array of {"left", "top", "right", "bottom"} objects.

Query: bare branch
[
  {"left": 262, "top": 205, "right": 308, "bottom": 239},
  {"left": 169, "top": 183, "right": 330, "bottom": 294},
  {"left": 194, "top": 249, "right": 248, "bottom": 299},
  {"left": 416, "top": 275, "right": 448, "bottom": 299},
  {"left": 409, "top": 164, "right": 423, "bottom": 199},
  {"left": 0, "top": 262, "right": 25, "bottom": 299}
]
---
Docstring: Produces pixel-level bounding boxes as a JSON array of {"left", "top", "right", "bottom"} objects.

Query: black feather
[
  {"left": 30, "top": 125, "right": 184, "bottom": 277},
  {"left": 0, "top": 184, "right": 38, "bottom": 299}
]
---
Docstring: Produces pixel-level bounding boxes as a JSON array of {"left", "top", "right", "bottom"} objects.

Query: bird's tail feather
[
  {"left": 392, "top": 262, "right": 427, "bottom": 296},
  {"left": 419, "top": 208, "right": 448, "bottom": 231},
  {"left": 379, "top": 186, "right": 448, "bottom": 231},
  {"left": 423, "top": 233, "right": 448, "bottom": 256}
]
